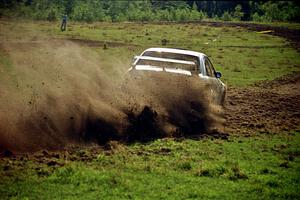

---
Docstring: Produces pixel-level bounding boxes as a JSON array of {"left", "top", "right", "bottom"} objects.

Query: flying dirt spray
[{"left": 0, "top": 39, "right": 224, "bottom": 152}]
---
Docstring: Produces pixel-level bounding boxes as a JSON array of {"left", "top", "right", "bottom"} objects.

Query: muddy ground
[
  {"left": 225, "top": 73, "right": 300, "bottom": 135},
  {"left": 205, "top": 21, "right": 300, "bottom": 134},
  {"left": 0, "top": 22, "right": 299, "bottom": 158},
  {"left": 62, "top": 22, "right": 300, "bottom": 139},
  {"left": 1, "top": 73, "right": 298, "bottom": 174}
]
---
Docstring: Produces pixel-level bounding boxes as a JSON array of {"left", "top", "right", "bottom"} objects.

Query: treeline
[{"left": 0, "top": 0, "right": 299, "bottom": 22}]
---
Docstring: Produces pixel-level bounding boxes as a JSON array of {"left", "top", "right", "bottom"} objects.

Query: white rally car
[{"left": 128, "top": 47, "right": 226, "bottom": 105}]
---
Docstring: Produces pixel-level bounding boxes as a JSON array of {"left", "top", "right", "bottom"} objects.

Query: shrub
[
  {"left": 190, "top": 9, "right": 205, "bottom": 21},
  {"left": 222, "top": 11, "right": 232, "bottom": 21},
  {"left": 114, "top": 13, "right": 127, "bottom": 22},
  {"left": 156, "top": 9, "right": 172, "bottom": 21},
  {"left": 251, "top": 1, "right": 300, "bottom": 22},
  {"left": 71, "top": 1, "right": 106, "bottom": 22},
  {"left": 252, "top": 12, "right": 263, "bottom": 22}
]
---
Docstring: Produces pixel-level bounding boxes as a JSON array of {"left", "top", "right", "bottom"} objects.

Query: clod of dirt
[
  {"left": 103, "top": 43, "right": 108, "bottom": 50},
  {"left": 42, "top": 150, "right": 49, "bottom": 156},
  {"left": 126, "top": 106, "right": 164, "bottom": 142},
  {"left": 3, "top": 165, "right": 10, "bottom": 171},
  {"left": 161, "top": 39, "right": 168, "bottom": 46},
  {"left": 206, "top": 129, "right": 229, "bottom": 140},
  {"left": 47, "top": 160, "right": 58, "bottom": 166},
  {"left": 103, "top": 140, "right": 124, "bottom": 152},
  {"left": 279, "top": 161, "right": 290, "bottom": 168},
  {"left": 52, "top": 153, "right": 60, "bottom": 159},
  {"left": 231, "top": 165, "right": 248, "bottom": 180},
  {"left": 153, "top": 147, "right": 172, "bottom": 155},
  {"left": 84, "top": 116, "right": 121, "bottom": 145},
  {"left": 0, "top": 150, "right": 13, "bottom": 158},
  {"left": 287, "top": 155, "right": 295, "bottom": 161}
]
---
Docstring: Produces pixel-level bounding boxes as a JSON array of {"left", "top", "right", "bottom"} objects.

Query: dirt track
[
  {"left": 0, "top": 39, "right": 224, "bottom": 152},
  {"left": 0, "top": 21, "right": 300, "bottom": 154},
  {"left": 124, "top": 22, "right": 300, "bottom": 136},
  {"left": 200, "top": 21, "right": 300, "bottom": 49},
  {"left": 217, "top": 22, "right": 300, "bottom": 134},
  {"left": 148, "top": 21, "right": 300, "bottom": 51},
  {"left": 225, "top": 73, "right": 300, "bottom": 135}
]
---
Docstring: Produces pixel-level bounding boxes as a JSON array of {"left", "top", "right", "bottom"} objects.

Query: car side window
[{"left": 204, "top": 58, "right": 214, "bottom": 77}]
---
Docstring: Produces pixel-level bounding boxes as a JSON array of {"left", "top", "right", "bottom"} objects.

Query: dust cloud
[{"left": 0, "top": 39, "right": 224, "bottom": 152}]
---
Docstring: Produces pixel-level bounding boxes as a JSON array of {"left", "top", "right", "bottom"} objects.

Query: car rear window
[
  {"left": 136, "top": 59, "right": 197, "bottom": 71},
  {"left": 142, "top": 51, "right": 199, "bottom": 67}
]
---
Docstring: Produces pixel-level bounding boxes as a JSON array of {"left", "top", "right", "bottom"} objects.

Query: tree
[
  {"left": 233, "top": 4, "right": 244, "bottom": 21},
  {"left": 1, "top": 0, "right": 299, "bottom": 22},
  {"left": 71, "top": 0, "right": 105, "bottom": 22},
  {"left": 190, "top": 2, "right": 204, "bottom": 21}
]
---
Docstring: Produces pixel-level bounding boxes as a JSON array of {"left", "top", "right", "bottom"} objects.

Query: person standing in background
[{"left": 61, "top": 14, "right": 67, "bottom": 31}]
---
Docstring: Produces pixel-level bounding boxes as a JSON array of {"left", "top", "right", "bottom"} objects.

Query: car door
[{"left": 202, "top": 56, "right": 224, "bottom": 104}]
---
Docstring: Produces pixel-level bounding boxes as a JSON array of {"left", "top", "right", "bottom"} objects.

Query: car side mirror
[{"left": 215, "top": 71, "right": 222, "bottom": 78}]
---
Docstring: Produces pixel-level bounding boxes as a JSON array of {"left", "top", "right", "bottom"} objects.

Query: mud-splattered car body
[{"left": 128, "top": 48, "right": 226, "bottom": 105}]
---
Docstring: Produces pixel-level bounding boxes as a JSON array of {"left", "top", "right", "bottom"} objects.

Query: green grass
[
  {"left": 46, "top": 22, "right": 300, "bottom": 86},
  {"left": 1, "top": 20, "right": 299, "bottom": 86},
  {"left": 0, "top": 132, "right": 299, "bottom": 199},
  {"left": 0, "top": 19, "right": 300, "bottom": 199}
]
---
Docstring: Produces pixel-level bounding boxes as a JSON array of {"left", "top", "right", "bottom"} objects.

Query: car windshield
[
  {"left": 135, "top": 59, "right": 197, "bottom": 71},
  {"left": 142, "top": 51, "right": 199, "bottom": 66}
]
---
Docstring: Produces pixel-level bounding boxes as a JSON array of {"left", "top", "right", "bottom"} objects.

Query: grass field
[
  {"left": 1, "top": 133, "right": 299, "bottom": 199},
  {"left": 46, "top": 21, "right": 300, "bottom": 86},
  {"left": 1, "top": 20, "right": 300, "bottom": 86},
  {"left": 0, "top": 19, "right": 300, "bottom": 199}
]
